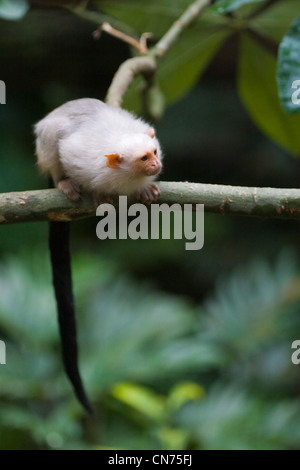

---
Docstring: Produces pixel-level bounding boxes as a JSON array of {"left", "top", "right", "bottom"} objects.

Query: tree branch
[
  {"left": 1, "top": 183, "right": 300, "bottom": 225},
  {"left": 105, "top": 56, "right": 156, "bottom": 107}
]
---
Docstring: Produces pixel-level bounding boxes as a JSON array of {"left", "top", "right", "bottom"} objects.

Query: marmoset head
[{"left": 105, "top": 129, "right": 162, "bottom": 177}]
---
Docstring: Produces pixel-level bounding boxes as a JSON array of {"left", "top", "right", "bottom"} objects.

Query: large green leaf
[
  {"left": 99, "top": 0, "right": 191, "bottom": 37},
  {"left": 237, "top": 34, "right": 300, "bottom": 156},
  {"left": 99, "top": 0, "right": 232, "bottom": 37},
  {"left": 277, "top": 15, "right": 300, "bottom": 115},
  {"left": 211, "top": 0, "right": 264, "bottom": 14},
  {"left": 157, "top": 27, "right": 230, "bottom": 104},
  {"left": 123, "top": 27, "right": 230, "bottom": 113},
  {"left": 0, "top": 0, "right": 28, "bottom": 20},
  {"left": 249, "top": 0, "right": 300, "bottom": 43}
]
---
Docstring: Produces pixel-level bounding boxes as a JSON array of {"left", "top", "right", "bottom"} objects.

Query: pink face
[{"left": 132, "top": 148, "right": 162, "bottom": 176}]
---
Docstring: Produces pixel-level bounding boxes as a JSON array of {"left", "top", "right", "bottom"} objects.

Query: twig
[
  {"left": 1, "top": 183, "right": 300, "bottom": 225},
  {"left": 151, "top": 0, "right": 213, "bottom": 58},
  {"left": 94, "top": 22, "right": 152, "bottom": 55}
]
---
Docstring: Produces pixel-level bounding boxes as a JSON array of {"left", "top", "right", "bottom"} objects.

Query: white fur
[{"left": 34, "top": 98, "right": 162, "bottom": 196}]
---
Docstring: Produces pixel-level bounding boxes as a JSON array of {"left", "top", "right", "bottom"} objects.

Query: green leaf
[
  {"left": 167, "top": 382, "right": 205, "bottom": 411},
  {"left": 157, "top": 27, "right": 230, "bottom": 104},
  {"left": 249, "top": 0, "right": 300, "bottom": 43},
  {"left": 277, "top": 15, "right": 300, "bottom": 115},
  {"left": 237, "top": 34, "right": 300, "bottom": 156},
  {"left": 0, "top": 0, "right": 29, "bottom": 20},
  {"left": 111, "top": 382, "right": 165, "bottom": 420},
  {"left": 99, "top": 0, "right": 191, "bottom": 37},
  {"left": 123, "top": 27, "right": 230, "bottom": 113},
  {"left": 212, "top": 0, "right": 264, "bottom": 15}
]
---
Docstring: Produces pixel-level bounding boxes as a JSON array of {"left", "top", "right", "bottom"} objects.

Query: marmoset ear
[
  {"left": 147, "top": 128, "right": 155, "bottom": 139},
  {"left": 105, "top": 153, "right": 123, "bottom": 169}
]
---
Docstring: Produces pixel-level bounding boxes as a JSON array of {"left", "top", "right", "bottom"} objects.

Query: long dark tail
[{"left": 49, "top": 214, "right": 94, "bottom": 415}]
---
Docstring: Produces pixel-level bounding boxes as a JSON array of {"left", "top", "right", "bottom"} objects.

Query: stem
[
  {"left": 151, "top": 0, "right": 212, "bottom": 58},
  {"left": 99, "top": 22, "right": 149, "bottom": 54},
  {"left": 105, "top": 56, "right": 156, "bottom": 107}
]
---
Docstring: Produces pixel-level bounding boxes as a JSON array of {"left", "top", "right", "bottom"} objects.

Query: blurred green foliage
[
  {"left": 0, "top": 250, "right": 300, "bottom": 449},
  {"left": 1, "top": 0, "right": 300, "bottom": 450}
]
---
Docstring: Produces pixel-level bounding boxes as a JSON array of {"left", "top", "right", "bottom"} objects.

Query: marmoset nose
[{"left": 151, "top": 159, "right": 162, "bottom": 175}]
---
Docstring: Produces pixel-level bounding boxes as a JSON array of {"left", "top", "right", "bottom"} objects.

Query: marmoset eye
[{"left": 141, "top": 155, "right": 148, "bottom": 161}]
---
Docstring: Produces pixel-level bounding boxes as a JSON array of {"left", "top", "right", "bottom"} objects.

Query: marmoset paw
[{"left": 137, "top": 183, "right": 160, "bottom": 204}]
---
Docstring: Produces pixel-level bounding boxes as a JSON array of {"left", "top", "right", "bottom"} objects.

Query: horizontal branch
[{"left": 1, "top": 182, "right": 300, "bottom": 225}]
